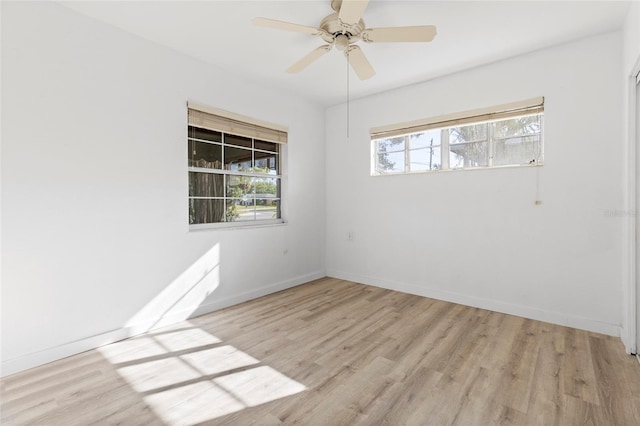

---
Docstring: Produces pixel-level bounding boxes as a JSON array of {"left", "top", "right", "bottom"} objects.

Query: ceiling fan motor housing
[{"left": 319, "top": 13, "right": 365, "bottom": 44}]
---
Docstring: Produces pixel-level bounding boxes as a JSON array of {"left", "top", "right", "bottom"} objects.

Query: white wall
[
  {"left": 1, "top": 2, "right": 325, "bottom": 376},
  {"left": 623, "top": 1, "right": 640, "bottom": 77},
  {"left": 326, "top": 32, "right": 624, "bottom": 336}
]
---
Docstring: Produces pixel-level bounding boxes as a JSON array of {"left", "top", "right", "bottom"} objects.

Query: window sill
[
  {"left": 372, "top": 162, "right": 543, "bottom": 177},
  {"left": 189, "top": 219, "right": 287, "bottom": 232}
]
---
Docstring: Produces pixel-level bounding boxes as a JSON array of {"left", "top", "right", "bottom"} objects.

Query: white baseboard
[
  {"left": 188, "top": 270, "right": 326, "bottom": 319},
  {"left": 0, "top": 270, "right": 326, "bottom": 378},
  {"left": 327, "top": 269, "right": 621, "bottom": 337}
]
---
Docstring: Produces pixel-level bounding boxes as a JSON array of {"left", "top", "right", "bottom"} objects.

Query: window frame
[
  {"left": 371, "top": 102, "right": 544, "bottom": 176},
  {"left": 187, "top": 105, "right": 286, "bottom": 230}
]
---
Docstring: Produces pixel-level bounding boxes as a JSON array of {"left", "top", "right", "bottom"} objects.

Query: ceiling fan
[{"left": 252, "top": 0, "right": 437, "bottom": 80}]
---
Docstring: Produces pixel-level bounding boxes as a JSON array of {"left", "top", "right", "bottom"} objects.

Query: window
[
  {"left": 371, "top": 98, "right": 544, "bottom": 175},
  {"left": 187, "top": 103, "right": 287, "bottom": 228}
]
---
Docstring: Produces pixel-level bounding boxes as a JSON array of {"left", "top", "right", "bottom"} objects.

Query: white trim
[
  {"left": 0, "top": 270, "right": 326, "bottom": 378},
  {"left": 189, "top": 218, "right": 285, "bottom": 231},
  {"left": 188, "top": 166, "right": 281, "bottom": 180},
  {"left": 371, "top": 162, "right": 543, "bottom": 177},
  {"left": 327, "top": 269, "right": 621, "bottom": 337},
  {"left": 622, "top": 55, "right": 640, "bottom": 355}
]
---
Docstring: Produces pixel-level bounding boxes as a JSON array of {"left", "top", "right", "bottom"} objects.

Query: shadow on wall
[{"left": 126, "top": 244, "right": 222, "bottom": 333}]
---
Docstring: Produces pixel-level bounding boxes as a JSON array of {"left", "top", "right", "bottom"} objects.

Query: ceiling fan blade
[
  {"left": 362, "top": 25, "right": 437, "bottom": 43},
  {"left": 345, "top": 45, "right": 375, "bottom": 80},
  {"left": 286, "top": 45, "right": 332, "bottom": 74},
  {"left": 338, "top": 0, "right": 369, "bottom": 25},
  {"left": 252, "top": 17, "right": 320, "bottom": 35}
]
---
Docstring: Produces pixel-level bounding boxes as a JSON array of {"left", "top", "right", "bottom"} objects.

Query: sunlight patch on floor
[
  {"left": 180, "top": 345, "right": 259, "bottom": 375},
  {"left": 154, "top": 328, "right": 221, "bottom": 352},
  {"left": 98, "top": 336, "right": 168, "bottom": 364},
  {"left": 145, "top": 381, "right": 246, "bottom": 424},
  {"left": 117, "top": 357, "right": 202, "bottom": 393},
  {"left": 214, "top": 365, "right": 308, "bottom": 407},
  {"left": 99, "top": 321, "right": 306, "bottom": 425}
]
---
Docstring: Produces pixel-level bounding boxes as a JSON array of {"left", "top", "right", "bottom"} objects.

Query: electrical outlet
[{"left": 534, "top": 200, "right": 542, "bottom": 205}]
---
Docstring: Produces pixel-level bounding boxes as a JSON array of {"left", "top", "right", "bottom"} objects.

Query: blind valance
[
  {"left": 370, "top": 97, "right": 544, "bottom": 140},
  {"left": 188, "top": 101, "right": 288, "bottom": 144}
]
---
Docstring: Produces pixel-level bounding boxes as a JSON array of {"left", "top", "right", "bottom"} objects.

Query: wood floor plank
[
  {"left": 562, "top": 394, "right": 607, "bottom": 426},
  {"left": 524, "top": 325, "right": 566, "bottom": 426},
  {"left": 356, "top": 366, "right": 443, "bottom": 425},
  {"left": 563, "top": 327, "right": 601, "bottom": 405},
  {"left": 589, "top": 335, "right": 640, "bottom": 425},
  {"left": 495, "top": 319, "right": 540, "bottom": 413},
  {"left": 2, "top": 277, "right": 640, "bottom": 426}
]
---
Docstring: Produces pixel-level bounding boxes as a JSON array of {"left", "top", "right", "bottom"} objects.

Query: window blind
[
  {"left": 188, "top": 101, "right": 288, "bottom": 144},
  {"left": 370, "top": 97, "right": 544, "bottom": 140}
]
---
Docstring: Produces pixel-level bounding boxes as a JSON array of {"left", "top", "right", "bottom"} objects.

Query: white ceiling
[{"left": 61, "top": 1, "right": 630, "bottom": 106}]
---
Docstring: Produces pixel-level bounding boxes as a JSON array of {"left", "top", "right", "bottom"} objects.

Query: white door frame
[{"left": 624, "top": 56, "right": 640, "bottom": 355}]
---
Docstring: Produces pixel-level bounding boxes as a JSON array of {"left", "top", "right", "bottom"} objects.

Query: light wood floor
[{"left": 2, "top": 278, "right": 640, "bottom": 425}]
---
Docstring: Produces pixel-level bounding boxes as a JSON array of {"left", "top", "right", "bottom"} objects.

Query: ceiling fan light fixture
[{"left": 335, "top": 34, "right": 350, "bottom": 51}]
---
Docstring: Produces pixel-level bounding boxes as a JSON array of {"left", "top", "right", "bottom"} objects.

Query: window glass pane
[
  {"left": 226, "top": 199, "right": 281, "bottom": 223},
  {"left": 188, "top": 140, "right": 222, "bottom": 169},
  {"left": 449, "top": 142, "right": 489, "bottom": 168},
  {"left": 225, "top": 134, "right": 252, "bottom": 148},
  {"left": 410, "top": 147, "right": 441, "bottom": 171},
  {"left": 494, "top": 135, "right": 541, "bottom": 166},
  {"left": 224, "top": 146, "right": 252, "bottom": 171},
  {"left": 377, "top": 151, "right": 405, "bottom": 173},
  {"left": 409, "top": 130, "right": 440, "bottom": 149},
  {"left": 224, "top": 199, "right": 248, "bottom": 223},
  {"left": 188, "top": 126, "right": 222, "bottom": 143},
  {"left": 189, "top": 199, "right": 225, "bottom": 224},
  {"left": 226, "top": 175, "right": 255, "bottom": 198},
  {"left": 449, "top": 123, "right": 487, "bottom": 144},
  {"left": 189, "top": 172, "right": 224, "bottom": 197},
  {"left": 376, "top": 136, "right": 405, "bottom": 152},
  {"left": 493, "top": 114, "right": 541, "bottom": 138},
  {"left": 255, "top": 140, "right": 278, "bottom": 152},
  {"left": 254, "top": 177, "right": 279, "bottom": 197},
  {"left": 255, "top": 199, "right": 280, "bottom": 221},
  {"left": 254, "top": 152, "right": 278, "bottom": 175}
]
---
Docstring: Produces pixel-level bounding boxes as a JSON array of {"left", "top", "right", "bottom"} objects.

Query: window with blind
[
  {"left": 371, "top": 97, "right": 544, "bottom": 175},
  {"left": 187, "top": 102, "right": 287, "bottom": 228}
]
